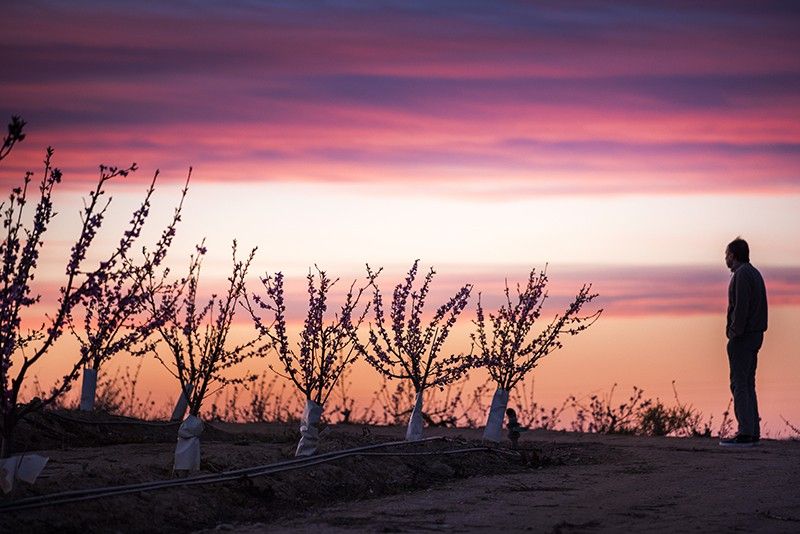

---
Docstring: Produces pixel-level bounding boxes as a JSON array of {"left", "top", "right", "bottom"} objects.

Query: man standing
[{"left": 720, "top": 237, "right": 768, "bottom": 447}]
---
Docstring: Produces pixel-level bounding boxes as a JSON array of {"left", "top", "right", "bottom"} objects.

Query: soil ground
[
  {"left": 263, "top": 432, "right": 800, "bottom": 533},
  {"left": 1, "top": 411, "right": 799, "bottom": 533}
]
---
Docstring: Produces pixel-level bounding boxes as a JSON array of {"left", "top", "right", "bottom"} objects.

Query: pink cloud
[{"left": 2, "top": 2, "right": 799, "bottom": 196}]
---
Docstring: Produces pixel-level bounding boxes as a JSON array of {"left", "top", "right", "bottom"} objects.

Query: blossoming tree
[
  {"left": 68, "top": 171, "right": 190, "bottom": 411},
  {"left": 0, "top": 117, "right": 170, "bottom": 458},
  {"left": 472, "top": 268, "right": 601, "bottom": 441},
  {"left": 246, "top": 267, "right": 370, "bottom": 456},
  {"left": 147, "top": 241, "right": 265, "bottom": 470},
  {"left": 353, "top": 260, "right": 473, "bottom": 440}
]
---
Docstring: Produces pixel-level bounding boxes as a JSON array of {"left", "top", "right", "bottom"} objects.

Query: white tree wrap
[
  {"left": 1, "top": 454, "right": 49, "bottom": 494},
  {"left": 483, "top": 388, "right": 509, "bottom": 442},
  {"left": 79, "top": 367, "right": 97, "bottom": 412},
  {"left": 174, "top": 415, "right": 204, "bottom": 471},
  {"left": 406, "top": 392, "right": 424, "bottom": 441},
  {"left": 295, "top": 399, "right": 323, "bottom": 457}
]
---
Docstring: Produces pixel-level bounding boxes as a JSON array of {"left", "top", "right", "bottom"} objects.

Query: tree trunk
[
  {"left": 482, "top": 388, "right": 509, "bottom": 442},
  {"left": 406, "top": 391, "right": 424, "bottom": 441},
  {"left": 79, "top": 367, "right": 98, "bottom": 412},
  {"left": 170, "top": 384, "right": 191, "bottom": 422},
  {"left": 295, "top": 399, "right": 323, "bottom": 457}
]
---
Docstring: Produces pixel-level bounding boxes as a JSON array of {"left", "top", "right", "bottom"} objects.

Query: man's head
[{"left": 726, "top": 237, "right": 750, "bottom": 270}]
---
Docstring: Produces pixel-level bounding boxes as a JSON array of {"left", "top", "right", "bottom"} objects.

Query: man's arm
[{"left": 728, "top": 270, "right": 752, "bottom": 338}]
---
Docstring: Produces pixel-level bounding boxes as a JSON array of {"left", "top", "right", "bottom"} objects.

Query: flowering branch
[
  {"left": 1, "top": 116, "right": 182, "bottom": 456},
  {"left": 472, "top": 267, "right": 602, "bottom": 391},
  {"left": 0, "top": 116, "right": 25, "bottom": 162},
  {"left": 68, "top": 170, "right": 191, "bottom": 377},
  {"left": 147, "top": 241, "right": 267, "bottom": 417},
  {"left": 353, "top": 260, "right": 474, "bottom": 393},
  {"left": 245, "top": 267, "right": 371, "bottom": 405}
]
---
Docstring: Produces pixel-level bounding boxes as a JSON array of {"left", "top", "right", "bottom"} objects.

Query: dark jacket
[{"left": 727, "top": 262, "right": 768, "bottom": 339}]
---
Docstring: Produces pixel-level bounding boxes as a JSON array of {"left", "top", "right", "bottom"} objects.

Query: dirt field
[
  {"left": 2, "top": 411, "right": 799, "bottom": 533},
  {"left": 263, "top": 433, "right": 800, "bottom": 533}
]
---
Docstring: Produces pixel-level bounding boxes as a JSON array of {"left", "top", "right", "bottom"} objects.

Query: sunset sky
[{"left": 2, "top": 1, "right": 799, "bottom": 433}]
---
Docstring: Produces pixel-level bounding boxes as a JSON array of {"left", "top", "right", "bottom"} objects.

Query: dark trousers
[{"left": 727, "top": 332, "right": 763, "bottom": 438}]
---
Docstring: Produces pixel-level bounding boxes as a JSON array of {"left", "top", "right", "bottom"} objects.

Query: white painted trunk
[
  {"left": 406, "top": 392, "right": 424, "bottom": 441},
  {"left": 0, "top": 454, "right": 49, "bottom": 494},
  {"left": 482, "top": 388, "right": 509, "bottom": 442},
  {"left": 295, "top": 399, "right": 323, "bottom": 457},
  {"left": 173, "top": 415, "right": 204, "bottom": 471},
  {"left": 79, "top": 367, "right": 97, "bottom": 412}
]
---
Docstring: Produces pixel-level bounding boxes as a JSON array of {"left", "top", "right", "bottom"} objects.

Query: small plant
[
  {"left": 97, "top": 361, "right": 164, "bottom": 420},
  {"left": 26, "top": 360, "right": 164, "bottom": 420},
  {"left": 352, "top": 260, "right": 473, "bottom": 440},
  {"left": 323, "top": 368, "right": 381, "bottom": 425},
  {"left": 207, "top": 373, "right": 304, "bottom": 424},
  {"left": 245, "top": 267, "right": 370, "bottom": 455},
  {"left": 370, "top": 376, "right": 492, "bottom": 429},
  {"left": 473, "top": 268, "right": 600, "bottom": 441},
  {"left": 637, "top": 383, "right": 713, "bottom": 437},
  {"left": 570, "top": 382, "right": 726, "bottom": 438},
  {"left": 570, "top": 384, "right": 648, "bottom": 434},
  {"left": 717, "top": 401, "right": 733, "bottom": 439},
  {"left": 781, "top": 416, "right": 800, "bottom": 440},
  {"left": 509, "top": 376, "right": 570, "bottom": 431},
  {"left": 324, "top": 369, "right": 358, "bottom": 424}
]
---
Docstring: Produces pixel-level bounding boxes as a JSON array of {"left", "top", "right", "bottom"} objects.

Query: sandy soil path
[{"left": 251, "top": 433, "right": 800, "bottom": 533}]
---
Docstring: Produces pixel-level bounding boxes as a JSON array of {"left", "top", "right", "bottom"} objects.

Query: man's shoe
[{"left": 719, "top": 434, "right": 757, "bottom": 448}]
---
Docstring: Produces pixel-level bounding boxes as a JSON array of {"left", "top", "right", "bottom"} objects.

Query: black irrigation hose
[
  {"left": 0, "top": 436, "right": 514, "bottom": 513},
  {"left": 357, "top": 448, "right": 491, "bottom": 456},
  {"left": 6, "top": 436, "right": 442, "bottom": 506}
]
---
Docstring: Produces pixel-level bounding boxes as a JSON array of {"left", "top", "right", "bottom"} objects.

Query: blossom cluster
[
  {"left": 353, "top": 260, "right": 474, "bottom": 393},
  {"left": 0, "top": 116, "right": 25, "bottom": 162},
  {"left": 245, "top": 267, "right": 370, "bottom": 405},
  {"left": 147, "top": 241, "right": 267, "bottom": 417},
  {"left": 68, "top": 170, "right": 191, "bottom": 374},
  {"left": 472, "top": 268, "right": 602, "bottom": 391}
]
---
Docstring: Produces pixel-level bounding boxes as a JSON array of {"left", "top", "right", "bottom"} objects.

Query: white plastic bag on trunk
[
  {"left": 295, "top": 399, "right": 323, "bottom": 457},
  {"left": 174, "top": 415, "right": 204, "bottom": 471},
  {"left": 1, "top": 454, "right": 49, "bottom": 494},
  {"left": 406, "top": 392, "right": 424, "bottom": 441},
  {"left": 483, "top": 388, "right": 509, "bottom": 442},
  {"left": 79, "top": 367, "right": 97, "bottom": 412}
]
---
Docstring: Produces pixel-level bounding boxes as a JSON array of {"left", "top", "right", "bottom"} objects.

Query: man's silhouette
[{"left": 720, "top": 237, "right": 768, "bottom": 448}]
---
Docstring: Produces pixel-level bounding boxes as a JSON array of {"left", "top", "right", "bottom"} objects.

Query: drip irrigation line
[
  {"left": 0, "top": 436, "right": 514, "bottom": 513},
  {"left": 360, "top": 447, "right": 520, "bottom": 457}
]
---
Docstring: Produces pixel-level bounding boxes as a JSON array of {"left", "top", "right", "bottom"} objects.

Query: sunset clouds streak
[
  {"left": 2, "top": 1, "right": 799, "bottom": 194},
  {"left": 238, "top": 265, "right": 800, "bottom": 322}
]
